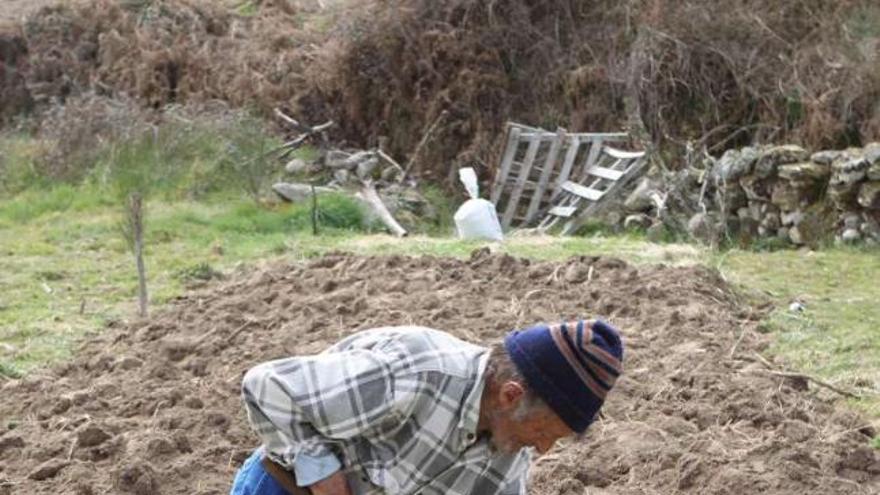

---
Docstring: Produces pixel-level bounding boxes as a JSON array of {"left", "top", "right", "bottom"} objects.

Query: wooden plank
[
  {"left": 586, "top": 166, "right": 624, "bottom": 181},
  {"left": 491, "top": 126, "right": 522, "bottom": 204},
  {"left": 552, "top": 136, "right": 580, "bottom": 197},
  {"left": 548, "top": 206, "right": 578, "bottom": 217},
  {"left": 561, "top": 181, "right": 604, "bottom": 201},
  {"left": 604, "top": 146, "right": 646, "bottom": 160},
  {"left": 525, "top": 128, "right": 566, "bottom": 223},
  {"left": 501, "top": 135, "right": 542, "bottom": 228},
  {"left": 579, "top": 137, "right": 605, "bottom": 183},
  {"left": 560, "top": 156, "right": 647, "bottom": 235},
  {"left": 518, "top": 132, "right": 566, "bottom": 141}
]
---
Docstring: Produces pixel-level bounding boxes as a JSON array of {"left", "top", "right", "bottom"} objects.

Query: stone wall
[{"left": 622, "top": 143, "right": 880, "bottom": 247}]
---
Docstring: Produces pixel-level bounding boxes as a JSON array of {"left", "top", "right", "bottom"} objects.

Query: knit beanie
[{"left": 504, "top": 319, "right": 623, "bottom": 433}]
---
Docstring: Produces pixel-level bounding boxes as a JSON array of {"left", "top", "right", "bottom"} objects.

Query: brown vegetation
[{"left": 2, "top": 0, "right": 879, "bottom": 181}]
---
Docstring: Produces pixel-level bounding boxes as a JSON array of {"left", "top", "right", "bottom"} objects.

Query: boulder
[
  {"left": 778, "top": 162, "right": 830, "bottom": 182},
  {"left": 868, "top": 163, "right": 880, "bottom": 182},
  {"left": 861, "top": 215, "right": 880, "bottom": 240},
  {"left": 770, "top": 183, "right": 802, "bottom": 211},
  {"left": 842, "top": 212, "right": 862, "bottom": 230},
  {"left": 789, "top": 226, "right": 805, "bottom": 245},
  {"left": 864, "top": 142, "right": 880, "bottom": 165},
  {"left": 811, "top": 150, "right": 843, "bottom": 165},
  {"left": 380, "top": 166, "right": 401, "bottom": 182},
  {"left": 859, "top": 182, "right": 880, "bottom": 210},
  {"left": 776, "top": 227, "right": 791, "bottom": 243},
  {"left": 780, "top": 210, "right": 803, "bottom": 227},
  {"left": 624, "top": 177, "right": 661, "bottom": 212},
  {"left": 754, "top": 145, "right": 809, "bottom": 178},
  {"left": 687, "top": 212, "right": 718, "bottom": 244},
  {"left": 356, "top": 157, "right": 379, "bottom": 180},
  {"left": 716, "top": 183, "right": 747, "bottom": 211},
  {"left": 739, "top": 175, "right": 771, "bottom": 201},
  {"left": 828, "top": 182, "right": 859, "bottom": 208},
  {"left": 830, "top": 157, "right": 870, "bottom": 185},
  {"left": 841, "top": 228, "right": 862, "bottom": 243},
  {"left": 646, "top": 221, "right": 667, "bottom": 242},
  {"left": 284, "top": 158, "right": 308, "bottom": 175},
  {"left": 761, "top": 212, "right": 782, "bottom": 231},
  {"left": 624, "top": 213, "right": 652, "bottom": 230},
  {"left": 714, "top": 148, "right": 757, "bottom": 182},
  {"left": 272, "top": 183, "right": 335, "bottom": 202},
  {"left": 325, "top": 150, "right": 352, "bottom": 169},
  {"left": 333, "top": 168, "right": 352, "bottom": 185}
]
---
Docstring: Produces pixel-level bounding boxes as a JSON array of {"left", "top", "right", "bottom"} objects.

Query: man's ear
[{"left": 497, "top": 381, "right": 525, "bottom": 411}]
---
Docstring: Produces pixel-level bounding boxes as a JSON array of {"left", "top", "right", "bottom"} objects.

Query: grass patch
[{"left": 717, "top": 247, "right": 880, "bottom": 416}]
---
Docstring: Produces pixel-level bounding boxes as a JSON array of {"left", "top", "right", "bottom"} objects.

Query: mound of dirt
[{"left": 0, "top": 251, "right": 878, "bottom": 494}]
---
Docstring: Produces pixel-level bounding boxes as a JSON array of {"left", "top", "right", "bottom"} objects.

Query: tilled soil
[{"left": 0, "top": 251, "right": 878, "bottom": 494}]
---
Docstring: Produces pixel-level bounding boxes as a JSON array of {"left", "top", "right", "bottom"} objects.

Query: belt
[{"left": 261, "top": 456, "right": 312, "bottom": 495}]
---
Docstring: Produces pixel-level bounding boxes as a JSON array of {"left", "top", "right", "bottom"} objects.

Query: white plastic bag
[{"left": 453, "top": 168, "right": 504, "bottom": 241}]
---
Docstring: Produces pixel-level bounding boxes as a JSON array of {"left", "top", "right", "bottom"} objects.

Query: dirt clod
[{"left": 28, "top": 459, "right": 69, "bottom": 480}]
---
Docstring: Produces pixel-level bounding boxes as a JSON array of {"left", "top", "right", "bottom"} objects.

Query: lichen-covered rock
[
  {"left": 778, "top": 162, "right": 830, "bottom": 182},
  {"left": 868, "top": 163, "right": 880, "bottom": 182},
  {"left": 865, "top": 142, "right": 880, "bottom": 165},
  {"left": 624, "top": 177, "right": 662, "bottom": 212},
  {"left": 770, "top": 183, "right": 802, "bottom": 211},
  {"left": 858, "top": 182, "right": 880, "bottom": 210},
  {"left": 811, "top": 150, "right": 844, "bottom": 165},
  {"left": 830, "top": 157, "right": 870, "bottom": 185},
  {"left": 714, "top": 148, "right": 757, "bottom": 182},
  {"left": 754, "top": 145, "right": 809, "bottom": 178}
]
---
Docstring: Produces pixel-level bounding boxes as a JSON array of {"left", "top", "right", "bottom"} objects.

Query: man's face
[{"left": 487, "top": 382, "right": 577, "bottom": 455}]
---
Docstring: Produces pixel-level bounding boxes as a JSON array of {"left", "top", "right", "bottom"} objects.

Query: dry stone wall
[
  {"left": 617, "top": 143, "right": 880, "bottom": 247},
  {"left": 706, "top": 143, "right": 880, "bottom": 246}
]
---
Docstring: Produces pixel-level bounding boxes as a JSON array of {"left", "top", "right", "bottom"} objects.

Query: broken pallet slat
[
  {"left": 585, "top": 165, "right": 625, "bottom": 181},
  {"left": 491, "top": 126, "right": 522, "bottom": 204},
  {"left": 525, "top": 128, "right": 566, "bottom": 224},
  {"left": 561, "top": 181, "right": 604, "bottom": 201},
  {"left": 552, "top": 135, "right": 581, "bottom": 195},
  {"left": 548, "top": 206, "right": 578, "bottom": 217},
  {"left": 501, "top": 134, "right": 542, "bottom": 228}
]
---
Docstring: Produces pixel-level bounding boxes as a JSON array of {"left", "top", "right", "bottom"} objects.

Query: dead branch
[
  {"left": 358, "top": 181, "right": 408, "bottom": 237},
  {"left": 401, "top": 110, "right": 448, "bottom": 181}
]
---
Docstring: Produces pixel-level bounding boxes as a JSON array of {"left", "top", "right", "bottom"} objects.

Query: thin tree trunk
[{"left": 130, "top": 193, "right": 148, "bottom": 318}]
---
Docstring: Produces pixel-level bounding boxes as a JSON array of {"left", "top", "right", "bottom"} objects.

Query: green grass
[
  {"left": 716, "top": 247, "right": 880, "bottom": 416},
  {"left": 0, "top": 187, "right": 373, "bottom": 376},
  {"left": 1, "top": 186, "right": 878, "bottom": 424}
]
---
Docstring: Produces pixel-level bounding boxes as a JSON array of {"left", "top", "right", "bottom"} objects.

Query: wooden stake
[{"left": 130, "top": 193, "right": 148, "bottom": 318}]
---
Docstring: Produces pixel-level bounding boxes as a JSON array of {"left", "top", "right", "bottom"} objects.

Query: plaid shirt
[{"left": 242, "top": 326, "right": 530, "bottom": 495}]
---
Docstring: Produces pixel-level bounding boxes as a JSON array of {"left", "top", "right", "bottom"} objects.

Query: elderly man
[{"left": 231, "top": 319, "right": 623, "bottom": 495}]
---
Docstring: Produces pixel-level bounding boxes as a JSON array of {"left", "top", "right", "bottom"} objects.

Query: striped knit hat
[{"left": 504, "top": 319, "right": 623, "bottom": 433}]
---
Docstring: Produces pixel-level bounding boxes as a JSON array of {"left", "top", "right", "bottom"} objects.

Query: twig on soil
[
  {"left": 66, "top": 437, "right": 77, "bottom": 461},
  {"left": 758, "top": 370, "right": 860, "bottom": 399},
  {"left": 401, "top": 110, "right": 448, "bottom": 181},
  {"left": 727, "top": 324, "right": 749, "bottom": 358},
  {"left": 227, "top": 319, "right": 259, "bottom": 343},
  {"left": 746, "top": 354, "right": 861, "bottom": 399}
]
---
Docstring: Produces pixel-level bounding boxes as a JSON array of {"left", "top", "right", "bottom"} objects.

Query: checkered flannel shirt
[{"left": 241, "top": 326, "right": 530, "bottom": 495}]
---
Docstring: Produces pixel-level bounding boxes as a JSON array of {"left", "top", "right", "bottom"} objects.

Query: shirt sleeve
[
  {"left": 293, "top": 451, "right": 343, "bottom": 487},
  {"left": 241, "top": 347, "right": 418, "bottom": 471}
]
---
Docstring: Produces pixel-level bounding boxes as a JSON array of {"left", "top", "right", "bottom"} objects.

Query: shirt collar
[{"left": 457, "top": 350, "right": 490, "bottom": 442}]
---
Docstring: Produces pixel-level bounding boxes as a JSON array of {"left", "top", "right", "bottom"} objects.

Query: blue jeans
[{"left": 230, "top": 449, "right": 290, "bottom": 495}]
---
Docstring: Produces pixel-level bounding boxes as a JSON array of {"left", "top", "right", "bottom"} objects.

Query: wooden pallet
[
  {"left": 537, "top": 146, "right": 647, "bottom": 234},
  {"left": 490, "top": 122, "right": 643, "bottom": 233}
]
